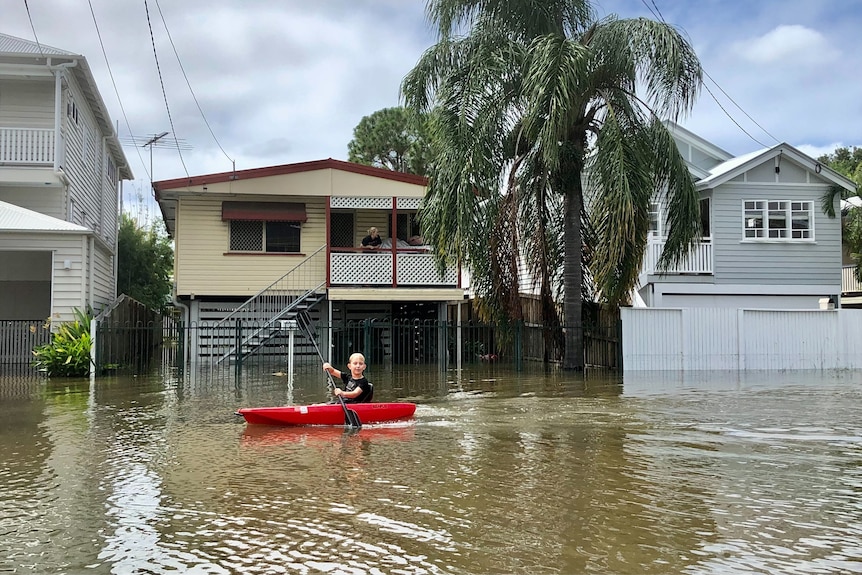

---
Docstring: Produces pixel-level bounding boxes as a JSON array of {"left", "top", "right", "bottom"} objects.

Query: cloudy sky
[{"left": 5, "top": 0, "right": 860, "bottom": 221}]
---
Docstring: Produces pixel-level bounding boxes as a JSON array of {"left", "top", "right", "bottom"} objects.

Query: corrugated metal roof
[
  {"left": 0, "top": 33, "right": 75, "bottom": 56},
  {"left": 0, "top": 201, "right": 90, "bottom": 232}
]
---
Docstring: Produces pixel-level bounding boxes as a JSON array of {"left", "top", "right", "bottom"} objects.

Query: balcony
[
  {"left": 843, "top": 265, "right": 862, "bottom": 295},
  {"left": 642, "top": 237, "right": 713, "bottom": 276},
  {"left": 0, "top": 128, "right": 55, "bottom": 165},
  {"left": 329, "top": 248, "right": 458, "bottom": 287}
]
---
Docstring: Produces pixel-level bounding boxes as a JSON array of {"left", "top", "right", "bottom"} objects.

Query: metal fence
[
  {"left": 0, "top": 314, "right": 621, "bottom": 378},
  {"left": 93, "top": 318, "right": 620, "bottom": 376}
]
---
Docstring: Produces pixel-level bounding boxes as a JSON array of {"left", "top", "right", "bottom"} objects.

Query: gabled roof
[
  {"left": 665, "top": 122, "right": 734, "bottom": 161},
  {"left": 695, "top": 142, "right": 858, "bottom": 193},
  {"left": 152, "top": 158, "right": 428, "bottom": 192},
  {"left": 0, "top": 33, "right": 133, "bottom": 181},
  {"left": 0, "top": 33, "right": 73, "bottom": 56},
  {"left": 0, "top": 200, "right": 90, "bottom": 233}
]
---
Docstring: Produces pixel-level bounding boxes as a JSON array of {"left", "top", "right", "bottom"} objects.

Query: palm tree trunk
[{"left": 563, "top": 184, "right": 584, "bottom": 370}]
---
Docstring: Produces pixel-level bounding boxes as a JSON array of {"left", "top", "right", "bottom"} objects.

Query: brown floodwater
[{"left": 0, "top": 364, "right": 860, "bottom": 574}]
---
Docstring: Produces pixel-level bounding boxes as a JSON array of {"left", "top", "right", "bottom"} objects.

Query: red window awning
[{"left": 221, "top": 201, "right": 307, "bottom": 222}]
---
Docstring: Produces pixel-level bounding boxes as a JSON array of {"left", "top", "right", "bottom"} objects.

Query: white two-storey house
[{"left": 0, "top": 33, "right": 132, "bottom": 324}]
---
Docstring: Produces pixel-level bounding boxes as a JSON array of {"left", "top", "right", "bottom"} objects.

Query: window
[
  {"left": 223, "top": 201, "right": 305, "bottom": 253},
  {"left": 330, "top": 212, "right": 355, "bottom": 247},
  {"left": 648, "top": 202, "right": 662, "bottom": 237},
  {"left": 229, "top": 220, "right": 301, "bottom": 253},
  {"left": 390, "top": 212, "right": 421, "bottom": 239},
  {"left": 743, "top": 200, "right": 813, "bottom": 240}
]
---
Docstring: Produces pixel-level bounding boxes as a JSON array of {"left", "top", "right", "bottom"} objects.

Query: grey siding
[{"left": 711, "top": 181, "right": 842, "bottom": 286}]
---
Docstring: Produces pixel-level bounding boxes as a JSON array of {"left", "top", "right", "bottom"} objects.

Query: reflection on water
[{"left": 0, "top": 367, "right": 860, "bottom": 574}]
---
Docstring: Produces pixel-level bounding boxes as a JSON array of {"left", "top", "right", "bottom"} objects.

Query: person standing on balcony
[{"left": 361, "top": 227, "right": 382, "bottom": 249}]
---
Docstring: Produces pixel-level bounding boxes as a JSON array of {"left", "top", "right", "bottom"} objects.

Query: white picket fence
[{"left": 622, "top": 307, "right": 862, "bottom": 371}]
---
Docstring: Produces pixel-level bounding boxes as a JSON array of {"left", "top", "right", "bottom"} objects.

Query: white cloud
[{"left": 732, "top": 24, "right": 840, "bottom": 65}]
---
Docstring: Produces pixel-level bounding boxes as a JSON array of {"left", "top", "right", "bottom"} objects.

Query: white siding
[
  {"left": 623, "top": 307, "right": 862, "bottom": 371},
  {"left": 0, "top": 186, "right": 66, "bottom": 219},
  {"left": 0, "top": 79, "right": 55, "bottom": 128}
]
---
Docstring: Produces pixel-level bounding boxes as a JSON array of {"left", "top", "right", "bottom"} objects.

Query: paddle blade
[{"left": 337, "top": 395, "right": 362, "bottom": 429}]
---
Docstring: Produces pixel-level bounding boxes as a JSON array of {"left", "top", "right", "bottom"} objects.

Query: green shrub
[{"left": 32, "top": 309, "right": 94, "bottom": 377}]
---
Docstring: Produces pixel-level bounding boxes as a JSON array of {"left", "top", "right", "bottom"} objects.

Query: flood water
[{"left": 1, "top": 364, "right": 861, "bottom": 574}]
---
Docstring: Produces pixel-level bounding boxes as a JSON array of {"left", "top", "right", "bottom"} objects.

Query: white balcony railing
[
  {"left": 842, "top": 265, "right": 862, "bottom": 294},
  {"left": 330, "top": 250, "right": 458, "bottom": 287},
  {"left": 642, "top": 237, "right": 713, "bottom": 276},
  {"left": 0, "top": 128, "right": 55, "bottom": 165}
]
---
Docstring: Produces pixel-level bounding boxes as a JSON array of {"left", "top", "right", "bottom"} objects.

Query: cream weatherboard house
[
  {"left": 0, "top": 33, "right": 132, "bottom": 326},
  {"left": 153, "top": 159, "right": 465, "bottom": 363}
]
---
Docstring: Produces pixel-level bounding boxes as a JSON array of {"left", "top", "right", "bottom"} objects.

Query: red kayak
[{"left": 237, "top": 402, "right": 416, "bottom": 426}]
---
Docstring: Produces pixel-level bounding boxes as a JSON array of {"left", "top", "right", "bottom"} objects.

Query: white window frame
[{"left": 742, "top": 199, "right": 814, "bottom": 241}]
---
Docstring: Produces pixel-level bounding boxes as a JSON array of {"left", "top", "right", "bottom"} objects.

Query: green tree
[
  {"left": 347, "top": 106, "right": 433, "bottom": 175},
  {"left": 819, "top": 146, "right": 862, "bottom": 279},
  {"left": 818, "top": 146, "right": 862, "bottom": 186},
  {"left": 402, "top": 0, "right": 703, "bottom": 369},
  {"left": 117, "top": 214, "right": 173, "bottom": 312}
]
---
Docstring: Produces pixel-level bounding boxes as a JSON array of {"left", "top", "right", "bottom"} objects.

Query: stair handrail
[{"left": 212, "top": 244, "right": 326, "bottom": 330}]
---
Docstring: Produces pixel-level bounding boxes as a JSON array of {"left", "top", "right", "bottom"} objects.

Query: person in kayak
[{"left": 323, "top": 352, "right": 374, "bottom": 403}]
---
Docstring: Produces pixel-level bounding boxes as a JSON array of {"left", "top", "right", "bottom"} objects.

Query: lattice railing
[{"left": 329, "top": 251, "right": 457, "bottom": 286}]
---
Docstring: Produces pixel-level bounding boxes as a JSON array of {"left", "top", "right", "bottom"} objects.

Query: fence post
[
  {"left": 515, "top": 320, "right": 522, "bottom": 371},
  {"left": 234, "top": 318, "right": 242, "bottom": 377},
  {"left": 89, "top": 318, "right": 97, "bottom": 377},
  {"left": 177, "top": 321, "right": 185, "bottom": 376},
  {"left": 616, "top": 318, "right": 623, "bottom": 371}
]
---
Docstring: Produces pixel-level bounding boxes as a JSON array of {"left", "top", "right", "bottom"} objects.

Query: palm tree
[{"left": 403, "top": 0, "right": 704, "bottom": 369}]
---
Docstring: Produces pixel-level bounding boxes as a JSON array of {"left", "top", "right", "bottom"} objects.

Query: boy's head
[{"left": 346, "top": 353, "right": 367, "bottom": 377}]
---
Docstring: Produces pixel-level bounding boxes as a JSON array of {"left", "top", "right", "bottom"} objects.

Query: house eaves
[
  {"left": 152, "top": 158, "right": 428, "bottom": 191},
  {"left": 695, "top": 143, "right": 858, "bottom": 193},
  {"left": 665, "top": 121, "right": 734, "bottom": 162}
]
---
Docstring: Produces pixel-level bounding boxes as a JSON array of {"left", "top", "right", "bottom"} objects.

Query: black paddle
[{"left": 296, "top": 312, "right": 362, "bottom": 429}]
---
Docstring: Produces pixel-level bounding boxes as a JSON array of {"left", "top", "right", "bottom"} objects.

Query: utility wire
[
  {"left": 144, "top": 0, "right": 190, "bottom": 179},
  {"left": 86, "top": 0, "right": 151, "bottom": 181},
  {"left": 154, "top": 0, "right": 235, "bottom": 166},
  {"left": 701, "top": 81, "right": 769, "bottom": 148},
  {"left": 638, "top": 0, "right": 780, "bottom": 148},
  {"left": 22, "top": 0, "right": 45, "bottom": 58}
]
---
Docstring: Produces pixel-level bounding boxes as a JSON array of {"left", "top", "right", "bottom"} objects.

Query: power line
[
  {"left": 702, "top": 69, "right": 780, "bottom": 145},
  {"left": 144, "top": 0, "right": 190, "bottom": 180},
  {"left": 638, "top": 0, "right": 780, "bottom": 148},
  {"left": 701, "top": 81, "right": 769, "bottom": 148},
  {"left": 22, "top": 0, "right": 44, "bottom": 58},
  {"left": 86, "top": 0, "right": 150, "bottom": 181},
  {"left": 154, "top": 0, "right": 235, "bottom": 167}
]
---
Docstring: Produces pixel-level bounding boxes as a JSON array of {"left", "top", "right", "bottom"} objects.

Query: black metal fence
[
  {"left": 0, "top": 315, "right": 621, "bottom": 378},
  {"left": 89, "top": 318, "right": 620, "bottom": 376}
]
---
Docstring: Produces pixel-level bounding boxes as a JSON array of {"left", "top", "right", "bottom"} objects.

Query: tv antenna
[{"left": 120, "top": 132, "right": 193, "bottom": 182}]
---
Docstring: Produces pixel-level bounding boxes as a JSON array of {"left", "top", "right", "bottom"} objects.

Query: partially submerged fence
[
  {"left": 129, "top": 318, "right": 621, "bottom": 376},
  {"left": 0, "top": 320, "right": 51, "bottom": 375},
  {"left": 622, "top": 307, "right": 862, "bottom": 371}
]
